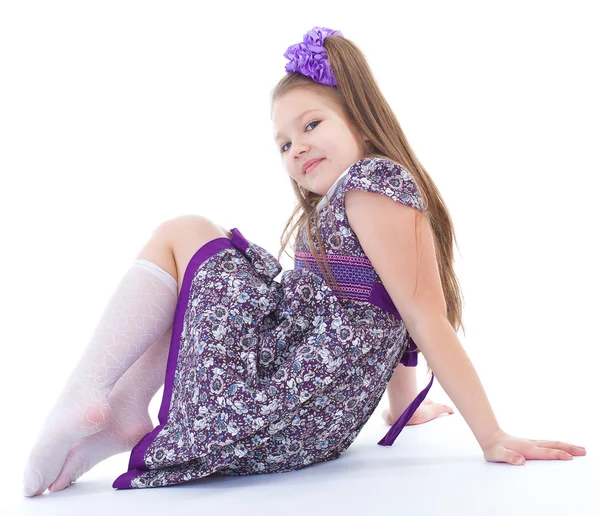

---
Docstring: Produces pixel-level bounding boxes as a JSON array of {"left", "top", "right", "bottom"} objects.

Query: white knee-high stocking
[
  {"left": 23, "top": 259, "right": 178, "bottom": 497},
  {"left": 47, "top": 323, "right": 174, "bottom": 493}
]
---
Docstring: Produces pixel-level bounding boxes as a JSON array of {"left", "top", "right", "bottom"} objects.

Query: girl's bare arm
[
  {"left": 385, "top": 363, "right": 419, "bottom": 419},
  {"left": 346, "top": 190, "right": 501, "bottom": 448}
]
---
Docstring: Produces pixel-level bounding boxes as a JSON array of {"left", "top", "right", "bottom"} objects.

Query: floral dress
[{"left": 112, "top": 156, "right": 435, "bottom": 490}]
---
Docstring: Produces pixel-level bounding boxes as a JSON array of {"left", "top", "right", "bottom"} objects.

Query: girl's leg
[
  {"left": 22, "top": 230, "right": 179, "bottom": 497},
  {"left": 48, "top": 323, "right": 173, "bottom": 493},
  {"left": 23, "top": 215, "right": 232, "bottom": 497}
]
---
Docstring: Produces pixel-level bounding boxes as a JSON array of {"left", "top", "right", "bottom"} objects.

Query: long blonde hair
[{"left": 270, "top": 34, "right": 466, "bottom": 372}]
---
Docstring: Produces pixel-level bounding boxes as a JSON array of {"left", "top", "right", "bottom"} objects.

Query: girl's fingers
[
  {"left": 525, "top": 446, "right": 573, "bottom": 460},
  {"left": 529, "top": 440, "right": 586, "bottom": 454}
]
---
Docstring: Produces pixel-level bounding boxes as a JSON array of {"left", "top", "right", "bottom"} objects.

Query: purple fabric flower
[{"left": 283, "top": 26, "right": 344, "bottom": 86}]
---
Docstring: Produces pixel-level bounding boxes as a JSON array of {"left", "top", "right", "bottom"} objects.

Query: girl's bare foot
[{"left": 382, "top": 399, "right": 454, "bottom": 427}]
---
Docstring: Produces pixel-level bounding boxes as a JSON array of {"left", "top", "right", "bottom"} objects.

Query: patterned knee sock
[
  {"left": 47, "top": 323, "right": 174, "bottom": 493},
  {"left": 23, "top": 259, "right": 178, "bottom": 497}
]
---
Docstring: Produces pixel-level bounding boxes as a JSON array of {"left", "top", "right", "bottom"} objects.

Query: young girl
[{"left": 22, "top": 26, "right": 586, "bottom": 496}]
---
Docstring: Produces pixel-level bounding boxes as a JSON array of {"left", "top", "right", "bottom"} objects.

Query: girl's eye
[{"left": 280, "top": 120, "right": 321, "bottom": 153}]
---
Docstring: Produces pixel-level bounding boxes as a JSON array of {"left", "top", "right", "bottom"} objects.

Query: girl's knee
[
  {"left": 164, "top": 215, "right": 232, "bottom": 248},
  {"left": 153, "top": 215, "right": 214, "bottom": 242}
]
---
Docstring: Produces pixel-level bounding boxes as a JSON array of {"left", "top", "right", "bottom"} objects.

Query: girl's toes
[
  {"left": 48, "top": 473, "right": 73, "bottom": 493},
  {"left": 22, "top": 468, "right": 43, "bottom": 497},
  {"left": 48, "top": 468, "right": 73, "bottom": 492},
  {"left": 48, "top": 442, "right": 87, "bottom": 492}
]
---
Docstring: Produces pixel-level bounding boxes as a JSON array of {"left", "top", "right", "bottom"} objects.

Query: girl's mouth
[{"left": 305, "top": 159, "right": 323, "bottom": 174}]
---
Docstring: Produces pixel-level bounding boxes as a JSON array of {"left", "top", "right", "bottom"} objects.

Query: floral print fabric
[{"left": 113, "top": 157, "right": 426, "bottom": 489}]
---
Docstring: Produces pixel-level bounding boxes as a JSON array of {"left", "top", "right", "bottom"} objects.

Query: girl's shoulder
[
  {"left": 341, "top": 155, "right": 426, "bottom": 213},
  {"left": 348, "top": 155, "right": 410, "bottom": 178}
]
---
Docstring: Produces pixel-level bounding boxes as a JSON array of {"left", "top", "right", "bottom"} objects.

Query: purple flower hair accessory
[{"left": 283, "top": 26, "right": 345, "bottom": 86}]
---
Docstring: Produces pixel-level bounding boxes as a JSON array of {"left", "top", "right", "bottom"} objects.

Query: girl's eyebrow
[{"left": 274, "top": 109, "right": 323, "bottom": 141}]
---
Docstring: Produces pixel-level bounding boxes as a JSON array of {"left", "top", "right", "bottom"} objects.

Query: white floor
[{"left": 3, "top": 402, "right": 596, "bottom": 516}]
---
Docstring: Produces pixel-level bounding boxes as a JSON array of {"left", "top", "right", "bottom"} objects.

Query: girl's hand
[
  {"left": 382, "top": 398, "right": 455, "bottom": 426},
  {"left": 480, "top": 428, "right": 587, "bottom": 465}
]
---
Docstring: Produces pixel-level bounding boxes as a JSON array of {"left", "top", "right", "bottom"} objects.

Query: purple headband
[{"left": 283, "top": 26, "right": 344, "bottom": 87}]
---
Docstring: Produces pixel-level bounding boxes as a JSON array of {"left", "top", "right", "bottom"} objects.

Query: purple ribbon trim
[{"left": 377, "top": 371, "right": 435, "bottom": 446}]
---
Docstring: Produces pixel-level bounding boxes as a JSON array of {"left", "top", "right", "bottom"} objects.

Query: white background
[{"left": 1, "top": 1, "right": 597, "bottom": 514}]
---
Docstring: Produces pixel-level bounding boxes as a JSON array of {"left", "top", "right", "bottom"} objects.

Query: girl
[{"left": 22, "top": 26, "right": 586, "bottom": 496}]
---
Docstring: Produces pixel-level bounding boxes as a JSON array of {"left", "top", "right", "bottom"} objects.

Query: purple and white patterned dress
[{"left": 112, "top": 156, "right": 435, "bottom": 490}]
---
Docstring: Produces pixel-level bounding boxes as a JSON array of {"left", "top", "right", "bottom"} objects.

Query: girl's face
[{"left": 272, "top": 87, "right": 367, "bottom": 196}]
